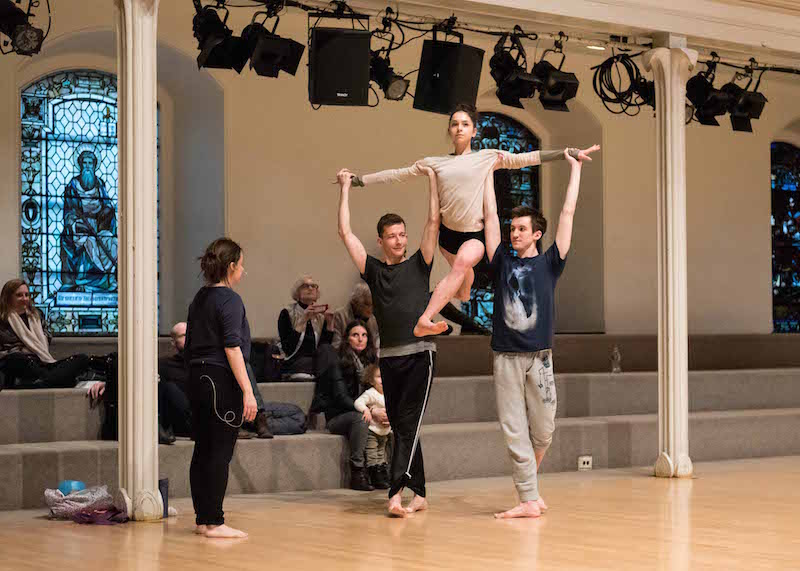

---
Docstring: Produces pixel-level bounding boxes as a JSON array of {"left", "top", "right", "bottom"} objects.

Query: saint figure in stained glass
[{"left": 60, "top": 147, "right": 117, "bottom": 292}]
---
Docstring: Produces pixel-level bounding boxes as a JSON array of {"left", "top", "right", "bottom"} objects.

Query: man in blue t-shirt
[{"left": 484, "top": 146, "right": 592, "bottom": 519}]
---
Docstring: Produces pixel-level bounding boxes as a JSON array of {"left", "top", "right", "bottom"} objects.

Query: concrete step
[
  {"left": 2, "top": 407, "right": 799, "bottom": 510},
  {"left": 4, "top": 368, "right": 800, "bottom": 444}
]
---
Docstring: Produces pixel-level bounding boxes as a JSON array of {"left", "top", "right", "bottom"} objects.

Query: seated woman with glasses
[{"left": 277, "top": 275, "right": 334, "bottom": 379}]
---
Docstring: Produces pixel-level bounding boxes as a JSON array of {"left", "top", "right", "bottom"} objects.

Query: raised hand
[{"left": 576, "top": 144, "right": 601, "bottom": 162}]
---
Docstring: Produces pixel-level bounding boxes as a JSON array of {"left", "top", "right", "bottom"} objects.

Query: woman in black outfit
[
  {"left": 311, "top": 319, "right": 381, "bottom": 490},
  {"left": 185, "top": 238, "right": 257, "bottom": 539}
]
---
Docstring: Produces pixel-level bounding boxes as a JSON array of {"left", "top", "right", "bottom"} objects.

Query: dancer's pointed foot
[
  {"left": 493, "top": 501, "right": 542, "bottom": 519},
  {"left": 388, "top": 493, "right": 407, "bottom": 518},
  {"left": 205, "top": 524, "right": 248, "bottom": 538},
  {"left": 413, "top": 317, "right": 448, "bottom": 337},
  {"left": 405, "top": 495, "right": 428, "bottom": 514},
  {"left": 194, "top": 525, "right": 208, "bottom": 535}
]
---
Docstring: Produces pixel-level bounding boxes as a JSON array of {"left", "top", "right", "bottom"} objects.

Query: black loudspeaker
[
  {"left": 309, "top": 28, "right": 371, "bottom": 106},
  {"left": 413, "top": 40, "right": 485, "bottom": 115}
]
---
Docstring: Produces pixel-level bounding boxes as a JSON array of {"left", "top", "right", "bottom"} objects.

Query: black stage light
[
  {"left": 532, "top": 59, "right": 579, "bottom": 112},
  {"left": 720, "top": 79, "right": 768, "bottom": 133},
  {"left": 192, "top": 0, "right": 249, "bottom": 73},
  {"left": 685, "top": 57, "right": 733, "bottom": 127},
  {"left": 370, "top": 52, "right": 409, "bottom": 101},
  {"left": 0, "top": 0, "right": 44, "bottom": 56},
  {"left": 242, "top": 23, "right": 305, "bottom": 78},
  {"left": 489, "top": 32, "right": 536, "bottom": 109}
]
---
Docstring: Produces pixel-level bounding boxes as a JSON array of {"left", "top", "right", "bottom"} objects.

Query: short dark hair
[
  {"left": 449, "top": 102, "right": 479, "bottom": 127},
  {"left": 377, "top": 213, "right": 405, "bottom": 237},
  {"left": 510, "top": 205, "right": 547, "bottom": 237},
  {"left": 199, "top": 237, "right": 242, "bottom": 285}
]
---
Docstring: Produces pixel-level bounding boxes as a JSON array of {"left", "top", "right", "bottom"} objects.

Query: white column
[
  {"left": 114, "top": 0, "right": 163, "bottom": 520},
  {"left": 642, "top": 38, "right": 697, "bottom": 479}
]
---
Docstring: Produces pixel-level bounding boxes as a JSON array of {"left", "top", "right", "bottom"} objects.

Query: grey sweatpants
[{"left": 493, "top": 349, "right": 557, "bottom": 502}]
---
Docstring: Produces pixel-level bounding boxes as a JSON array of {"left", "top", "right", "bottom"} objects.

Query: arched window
[
  {"left": 19, "top": 70, "right": 158, "bottom": 335},
  {"left": 771, "top": 141, "right": 800, "bottom": 333},
  {"left": 460, "top": 112, "right": 541, "bottom": 331}
]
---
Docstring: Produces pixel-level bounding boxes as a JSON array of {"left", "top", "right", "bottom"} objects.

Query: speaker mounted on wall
[{"left": 413, "top": 30, "right": 485, "bottom": 115}]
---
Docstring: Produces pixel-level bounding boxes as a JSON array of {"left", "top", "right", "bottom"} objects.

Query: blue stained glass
[
  {"left": 19, "top": 70, "right": 158, "bottom": 335},
  {"left": 459, "top": 113, "right": 541, "bottom": 332},
  {"left": 771, "top": 142, "right": 800, "bottom": 333}
]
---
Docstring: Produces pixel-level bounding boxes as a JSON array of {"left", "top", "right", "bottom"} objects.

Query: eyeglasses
[{"left": 301, "top": 283, "right": 319, "bottom": 290}]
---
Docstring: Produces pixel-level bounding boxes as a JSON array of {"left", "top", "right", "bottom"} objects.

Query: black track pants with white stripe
[{"left": 380, "top": 350, "right": 436, "bottom": 498}]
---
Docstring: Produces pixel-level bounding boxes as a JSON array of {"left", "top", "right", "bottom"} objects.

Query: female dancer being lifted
[{"left": 347, "top": 103, "right": 600, "bottom": 337}]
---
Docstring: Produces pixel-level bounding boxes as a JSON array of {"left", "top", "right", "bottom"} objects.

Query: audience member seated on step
[
  {"left": 354, "top": 363, "right": 391, "bottom": 490},
  {"left": 0, "top": 279, "right": 93, "bottom": 389},
  {"left": 310, "top": 320, "right": 384, "bottom": 491},
  {"left": 331, "top": 282, "right": 380, "bottom": 350},
  {"left": 278, "top": 274, "right": 334, "bottom": 379}
]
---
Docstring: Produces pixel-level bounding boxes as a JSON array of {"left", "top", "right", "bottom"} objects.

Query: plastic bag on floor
[{"left": 44, "top": 485, "right": 114, "bottom": 520}]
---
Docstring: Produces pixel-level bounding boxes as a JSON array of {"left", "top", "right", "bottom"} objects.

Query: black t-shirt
[
  {"left": 490, "top": 242, "right": 567, "bottom": 353},
  {"left": 185, "top": 286, "right": 251, "bottom": 369},
  {"left": 361, "top": 250, "right": 432, "bottom": 348}
]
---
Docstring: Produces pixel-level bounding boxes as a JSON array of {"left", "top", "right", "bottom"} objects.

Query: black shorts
[{"left": 438, "top": 223, "right": 484, "bottom": 255}]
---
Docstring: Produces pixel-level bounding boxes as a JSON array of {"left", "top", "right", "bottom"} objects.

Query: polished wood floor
[{"left": 2, "top": 456, "right": 799, "bottom": 571}]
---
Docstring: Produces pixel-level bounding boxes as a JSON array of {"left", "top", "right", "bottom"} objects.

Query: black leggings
[
  {"left": 188, "top": 363, "right": 242, "bottom": 526},
  {"left": 1, "top": 353, "right": 90, "bottom": 389},
  {"left": 380, "top": 350, "right": 436, "bottom": 498}
]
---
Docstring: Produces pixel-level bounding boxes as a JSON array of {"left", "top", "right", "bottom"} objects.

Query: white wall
[{"left": 1, "top": 0, "right": 797, "bottom": 337}]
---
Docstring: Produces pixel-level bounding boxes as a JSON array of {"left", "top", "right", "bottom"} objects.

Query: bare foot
[
  {"left": 405, "top": 495, "right": 428, "bottom": 514},
  {"left": 537, "top": 497, "right": 548, "bottom": 512},
  {"left": 494, "top": 501, "right": 541, "bottom": 519},
  {"left": 205, "top": 524, "right": 248, "bottom": 538},
  {"left": 194, "top": 525, "right": 208, "bottom": 535},
  {"left": 413, "top": 317, "right": 449, "bottom": 337},
  {"left": 388, "top": 494, "right": 407, "bottom": 518},
  {"left": 455, "top": 268, "right": 475, "bottom": 302}
]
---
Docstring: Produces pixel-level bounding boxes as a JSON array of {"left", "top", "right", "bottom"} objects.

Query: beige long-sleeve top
[
  {"left": 354, "top": 388, "right": 392, "bottom": 436},
  {"left": 360, "top": 149, "right": 569, "bottom": 233}
]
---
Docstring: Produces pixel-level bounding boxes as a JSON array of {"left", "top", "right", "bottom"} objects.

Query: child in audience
[{"left": 354, "top": 363, "right": 391, "bottom": 490}]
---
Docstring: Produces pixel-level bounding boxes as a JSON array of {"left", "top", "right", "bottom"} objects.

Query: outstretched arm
[
  {"left": 494, "top": 144, "right": 600, "bottom": 171},
  {"left": 352, "top": 160, "right": 427, "bottom": 187},
  {"left": 419, "top": 166, "right": 441, "bottom": 266},
  {"left": 555, "top": 150, "right": 584, "bottom": 259},
  {"left": 484, "top": 169, "right": 502, "bottom": 264},
  {"left": 337, "top": 169, "right": 368, "bottom": 274}
]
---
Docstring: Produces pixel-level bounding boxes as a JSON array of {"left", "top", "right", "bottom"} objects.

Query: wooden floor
[{"left": 2, "top": 456, "right": 800, "bottom": 571}]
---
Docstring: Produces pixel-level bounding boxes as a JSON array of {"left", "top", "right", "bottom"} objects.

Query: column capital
[{"left": 642, "top": 46, "right": 699, "bottom": 76}]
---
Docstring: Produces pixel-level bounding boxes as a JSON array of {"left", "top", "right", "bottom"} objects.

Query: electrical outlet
[{"left": 578, "top": 455, "right": 593, "bottom": 471}]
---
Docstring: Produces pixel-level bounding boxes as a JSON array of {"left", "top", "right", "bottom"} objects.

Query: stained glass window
[
  {"left": 771, "top": 141, "right": 800, "bottom": 333},
  {"left": 19, "top": 70, "right": 158, "bottom": 335},
  {"left": 460, "top": 113, "right": 541, "bottom": 331}
]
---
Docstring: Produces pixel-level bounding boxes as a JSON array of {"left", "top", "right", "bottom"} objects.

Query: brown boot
[
  {"left": 254, "top": 412, "right": 274, "bottom": 439},
  {"left": 237, "top": 428, "right": 255, "bottom": 439}
]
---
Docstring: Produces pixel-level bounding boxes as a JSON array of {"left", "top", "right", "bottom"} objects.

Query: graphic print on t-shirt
[{"left": 502, "top": 263, "right": 538, "bottom": 332}]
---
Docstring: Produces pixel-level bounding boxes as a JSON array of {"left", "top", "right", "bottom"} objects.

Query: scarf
[
  {"left": 283, "top": 302, "right": 325, "bottom": 360},
  {"left": 7, "top": 310, "right": 56, "bottom": 364}
]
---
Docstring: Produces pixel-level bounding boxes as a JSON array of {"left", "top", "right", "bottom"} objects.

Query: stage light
[
  {"left": 370, "top": 52, "right": 409, "bottom": 100},
  {"left": 720, "top": 74, "right": 768, "bottom": 133},
  {"left": 685, "top": 56, "right": 732, "bottom": 127},
  {"left": 192, "top": 0, "right": 250, "bottom": 73},
  {"left": 532, "top": 59, "right": 579, "bottom": 112},
  {"left": 242, "top": 22, "right": 305, "bottom": 78},
  {"left": 0, "top": 0, "right": 44, "bottom": 56},
  {"left": 489, "top": 31, "right": 536, "bottom": 109}
]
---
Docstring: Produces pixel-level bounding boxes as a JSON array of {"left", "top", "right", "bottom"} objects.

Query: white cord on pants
[{"left": 200, "top": 373, "right": 243, "bottom": 428}]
